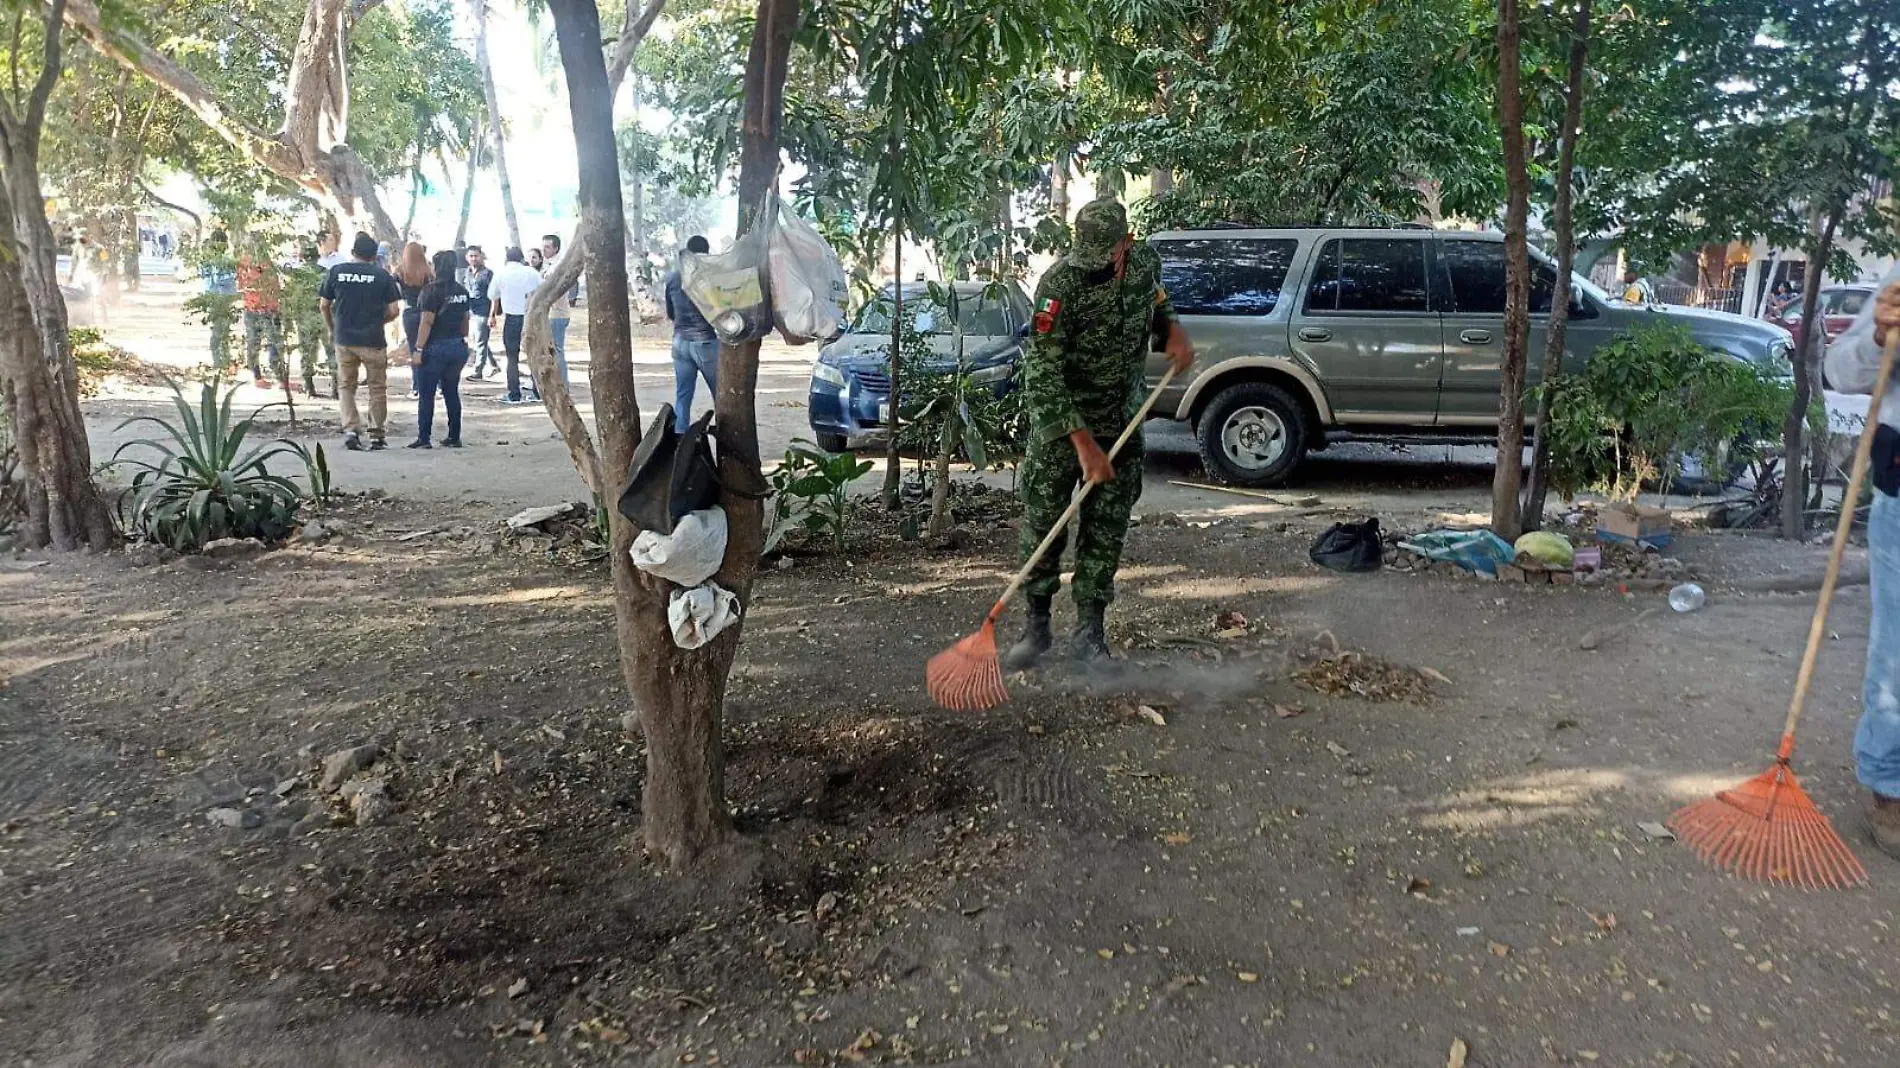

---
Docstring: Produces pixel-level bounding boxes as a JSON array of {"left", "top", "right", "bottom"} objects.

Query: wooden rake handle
[
  {"left": 1781, "top": 323, "right": 1899, "bottom": 758},
  {"left": 984, "top": 365, "right": 1181, "bottom": 624}
]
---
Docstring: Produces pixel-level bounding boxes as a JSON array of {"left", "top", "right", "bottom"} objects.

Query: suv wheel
[
  {"left": 815, "top": 431, "right": 849, "bottom": 454},
  {"left": 1195, "top": 381, "right": 1308, "bottom": 487}
]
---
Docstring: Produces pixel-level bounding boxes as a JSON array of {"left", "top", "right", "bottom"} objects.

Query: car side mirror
[{"left": 1016, "top": 323, "right": 1030, "bottom": 340}]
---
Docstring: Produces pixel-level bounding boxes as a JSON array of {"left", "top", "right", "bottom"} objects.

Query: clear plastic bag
[
  {"left": 680, "top": 227, "right": 772, "bottom": 344},
  {"left": 630, "top": 506, "right": 727, "bottom": 587},
  {"left": 768, "top": 209, "right": 849, "bottom": 344}
]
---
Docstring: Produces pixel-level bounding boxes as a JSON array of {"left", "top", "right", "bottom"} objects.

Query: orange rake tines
[
  {"left": 925, "top": 618, "right": 1007, "bottom": 711},
  {"left": 1666, "top": 308, "right": 1898, "bottom": 890},
  {"left": 1669, "top": 750, "right": 1868, "bottom": 890}
]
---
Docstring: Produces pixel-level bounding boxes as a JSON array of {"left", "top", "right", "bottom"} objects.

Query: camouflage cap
[{"left": 1069, "top": 198, "right": 1130, "bottom": 271}]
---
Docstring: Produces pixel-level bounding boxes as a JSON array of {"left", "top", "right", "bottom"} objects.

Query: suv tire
[
  {"left": 1195, "top": 381, "right": 1309, "bottom": 487},
  {"left": 815, "top": 431, "right": 849, "bottom": 454}
]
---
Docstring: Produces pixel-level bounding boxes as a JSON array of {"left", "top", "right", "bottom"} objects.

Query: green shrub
[
  {"left": 111, "top": 378, "right": 327, "bottom": 552},
  {"left": 1539, "top": 323, "right": 1815, "bottom": 501},
  {"left": 766, "top": 439, "right": 872, "bottom": 555}
]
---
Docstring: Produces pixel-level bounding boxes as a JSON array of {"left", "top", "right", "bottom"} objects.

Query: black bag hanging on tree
[
  {"left": 618, "top": 405, "right": 721, "bottom": 536},
  {"left": 1309, "top": 517, "right": 1384, "bottom": 573}
]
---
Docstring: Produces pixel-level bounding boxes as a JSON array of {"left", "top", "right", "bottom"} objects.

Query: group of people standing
[{"left": 307, "top": 232, "right": 577, "bottom": 451}]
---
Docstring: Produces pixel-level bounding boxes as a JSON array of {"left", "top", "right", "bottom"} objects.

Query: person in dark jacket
[
  {"left": 665, "top": 235, "right": 720, "bottom": 433},
  {"left": 407, "top": 249, "right": 472, "bottom": 449},
  {"left": 462, "top": 245, "right": 498, "bottom": 380}
]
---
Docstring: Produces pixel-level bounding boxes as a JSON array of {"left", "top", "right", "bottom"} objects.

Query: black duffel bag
[
  {"left": 1309, "top": 517, "right": 1384, "bottom": 573},
  {"left": 617, "top": 405, "right": 720, "bottom": 535}
]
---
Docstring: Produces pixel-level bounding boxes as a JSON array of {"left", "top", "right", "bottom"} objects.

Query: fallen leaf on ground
[
  {"left": 1406, "top": 877, "right": 1432, "bottom": 895},
  {"left": 1419, "top": 666, "right": 1453, "bottom": 685},
  {"left": 1589, "top": 911, "right": 1617, "bottom": 932},
  {"left": 1448, "top": 1037, "right": 1469, "bottom": 1068},
  {"left": 1489, "top": 941, "right": 1511, "bottom": 957},
  {"left": 1636, "top": 821, "right": 1676, "bottom": 841},
  {"left": 1214, "top": 627, "right": 1249, "bottom": 639},
  {"left": 1325, "top": 741, "right": 1351, "bottom": 758},
  {"left": 1274, "top": 704, "right": 1305, "bottom": 719},
  {"left": 1135, "top": 705, "right": 1167, "bottom": 726},
  {"left": 1161, "top": 832, "right": 1193, "bottom": 846},
  {"left": 507, "top": 977, "right": 529, "bottom": 998},
  {"left": 1236, "top": 971, "right": 1259, "bottom": 983},
  {"left": 1216, "top": 610, "right": 1249, "bottom": 630}
]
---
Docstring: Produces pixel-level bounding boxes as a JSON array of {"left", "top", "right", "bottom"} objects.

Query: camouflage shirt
[{"left": 1022, "top": 243, "right": 1177, "bottom": 445}]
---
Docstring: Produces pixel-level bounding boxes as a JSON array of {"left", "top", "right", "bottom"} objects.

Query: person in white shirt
[
  {"left": 1826, "top": 265, "right": 1900, "bottom": 859},
  {"left": 316, "top": 231, "right": 348, "bottom": 273},
  {"left": 541, "top": 233, "right": 576, "bottom": 388},
  {"left": 488, "top": 246, "right": 543, "bottom": 403}
]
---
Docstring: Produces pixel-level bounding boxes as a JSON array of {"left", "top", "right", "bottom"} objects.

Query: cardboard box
[{"left": 1595, "top": 503, "right": 1673, "bottom": 549}]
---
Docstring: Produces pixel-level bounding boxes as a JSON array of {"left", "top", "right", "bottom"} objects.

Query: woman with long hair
[
  {"left": 527, "top": 247, "right": 545, "bottom": 271},
  {"left": 394, "top": 241, "right": 432, "bottom": 398},
  {"left": 406, "top": 249, "right": 473, "bottom": 449}
]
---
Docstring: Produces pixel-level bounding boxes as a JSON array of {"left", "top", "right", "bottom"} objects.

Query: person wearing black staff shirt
[
  {"left": 318, "top": 232, "right": 403, "bottom": 451},
  {"left": 407, "top": 249, "right": 473, "bottom": 449},
  {"left": 462, "top": 245, "right": 497, "bottom": 381}
]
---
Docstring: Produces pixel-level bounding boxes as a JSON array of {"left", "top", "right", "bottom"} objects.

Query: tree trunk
[
  {"left": 402, "top": 136, "right": 424, "bottom": 240},
  {"left": 64, "top": 0, "right": 399, "bottom": 242},
  {"left": 0, "top": 0, "right": 117, "bottom": 551},
  {"left": 1780, "top": 211, "right": 1839, "bottom": 539},
  {"left": 1490, "top": 0, "right": 1532, "bottom": 541},
  {"left": 545, "top": 0, "right": 775, "bottom": 869},
  {"left": 1522, "top": 0, "right": 1592, "bottom": 530},
  {"left": 1050, "top": 154, "right": 1069, "bottom": 224},
  {"left": 471, "top": 0, "right": 522, "bottom": 250},
  {"left": 882, "top": 229, "right": 905, "bottom": 508},
  {"left": 455, "top": 110, "right": 483, "bottom": 247}
]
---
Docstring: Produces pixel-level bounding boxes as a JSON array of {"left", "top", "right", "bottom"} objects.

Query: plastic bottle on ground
[{"left": 1668, "top": 583, "right": 1706, "bottom": 613}]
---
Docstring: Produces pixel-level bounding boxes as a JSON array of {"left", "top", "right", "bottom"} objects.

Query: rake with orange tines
[
  {"left": 927, "top": 367, "right": 1182, "bottom": 711},
  {"left": 1668, "top": 320, "right": 1898, "bottom": 890}
]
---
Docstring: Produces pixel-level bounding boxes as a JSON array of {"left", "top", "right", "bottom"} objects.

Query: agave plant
[{"left": 112, "top": 378, "right": 328, "bottom": 552}]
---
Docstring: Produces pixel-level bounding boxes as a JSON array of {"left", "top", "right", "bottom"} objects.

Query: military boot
[
  {"left": 1071, "top": 602, "right": 1113, "bottom": 666},
  {"left": 1001, "top": 594, "right": 1054, "bottom": 671}
]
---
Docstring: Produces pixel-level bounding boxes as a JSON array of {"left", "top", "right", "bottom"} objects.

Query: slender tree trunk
[
  {"left": 1780, "top": 210, "right": 1839, "bottom": 539},
  {"left": 1490, "top": 0, "right": 1532, "bottom": 541},
  {"left": 629, "top": 73, "right": 649, "bottom": 282},
  {"left": 402, "top": 137, "right": 424, "bottom": 240},
  {"left": 455, "top": 110, "right": 483, "bottom": 246},
  {"left": 1523, "top": 0, "right": 1591, "bottom": 530},
  {"left": 471, "top": 0, "right": 522, "bottom": 250},
  {"left": 1150, "top": 70, "right": 1173, "bottom": 197},
  {"left": 882, "top": 229, "right": 905, "bottom": 507},
  {"left": 1050, "top": 155, "right": 1069, "bottom": 224},
  {"left": 545, "top": 0, "right": 781, "bottom": 869}
]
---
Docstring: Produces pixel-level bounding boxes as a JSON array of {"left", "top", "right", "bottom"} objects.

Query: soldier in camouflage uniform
[
  {"left": 1004, "top": 197, "right": 1196, "bottom": 669},
  {"left": 283, "top": 246, "right": 340, "bottom": 397}
]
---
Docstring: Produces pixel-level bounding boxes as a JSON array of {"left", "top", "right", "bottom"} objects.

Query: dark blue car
[{"left": 807, "top": 280, "right": 1032, "bottom": 452}]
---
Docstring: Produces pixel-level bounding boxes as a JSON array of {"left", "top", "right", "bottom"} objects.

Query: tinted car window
[
  {"left": 1156, "top": 238, "right": 1300, "bottom": 315},
  {"left": 1305, "top": 238, "right": 1429, "bottom": 313},
  {"left": 1823, "top": 289, "right": 1870, "bottom": 317},
  {"left": 852, "top": 291, "right": 1018, "bottom": 336},
  {"left": 1439, "top": 239, "right": 1557, "bottom": 314}
]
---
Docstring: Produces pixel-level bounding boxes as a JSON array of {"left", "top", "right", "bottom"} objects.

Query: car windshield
[
  {"left": 1526, "top": 247, "right": 1613, "bottom": 303},
  {"left": 851, "top": 290, "right": 1016, "bottom": 336},
  {"left": 1824, "top": 289, "right": 1870, "bottom": 317}
]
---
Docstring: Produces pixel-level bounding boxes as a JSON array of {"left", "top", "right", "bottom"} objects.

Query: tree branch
[
  {"left": 136, "top": 178, "right": 202, "bottom": 234},
  {"left": 607, "top": 0, "right": 668, "bottom": 92},
  {"left": 62, "top": 0, "right": 297, "bottom": 174}
]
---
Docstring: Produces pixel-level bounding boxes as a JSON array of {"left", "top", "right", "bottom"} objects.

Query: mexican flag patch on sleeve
[{"left": 1032, "top": 297, "right": 1061, "bottom": 336}]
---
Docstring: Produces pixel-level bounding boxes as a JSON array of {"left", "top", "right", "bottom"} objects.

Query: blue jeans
[
  {"left": 551, "top": 317, "right": 571, "bottom": 386},
  {"left": 414, "top": 338, "right": 469, "bottom": 444},
  {"left": 1856, "top": 491, "right": 1900, "bottom": 797},
  {"left": 672, "top": 335, "right": 720, "bottom": 432}
]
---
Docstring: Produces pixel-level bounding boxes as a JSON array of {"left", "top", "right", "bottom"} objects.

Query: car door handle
[
  {"left": 1460, "top": 329, "right": 1493, "bottom": 344},
  {"left": 1298, "top": 327, "right": 1333, "bottom": 343}
]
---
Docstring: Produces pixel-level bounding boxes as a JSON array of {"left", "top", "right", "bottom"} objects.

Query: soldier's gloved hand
[
  {"left": 1875, "top": 282, "right": 1900, "bottom": 348},
  {"left": 1164, "top": 323, "right": 1195, "bottom": 375},
  {"left": 1071, "top": 430, "right": 1116, "bottom": 485}
]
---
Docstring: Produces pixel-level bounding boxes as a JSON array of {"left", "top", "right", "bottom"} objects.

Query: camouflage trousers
[
  {"left": 288, "top": 315, "right": 339, "bottom": 385},
  {"left": 1018, "top": 433, "right": 1144, "bottom": 609}
]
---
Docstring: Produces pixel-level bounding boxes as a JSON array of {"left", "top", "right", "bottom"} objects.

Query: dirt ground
[{"left": 5, "top": 282, "right": 1898, "bottom": 1066}]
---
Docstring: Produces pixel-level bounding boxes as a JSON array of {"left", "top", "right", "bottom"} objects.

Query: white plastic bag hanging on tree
[
  {"left": 629, "top": 507, "right": 728, "bottom": 587},
  {"left": 668, "top": 582, "right": 741, "bottom": 649},
  {"left": 768, "top": 208, "right": 849, "bottom": 344}
]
